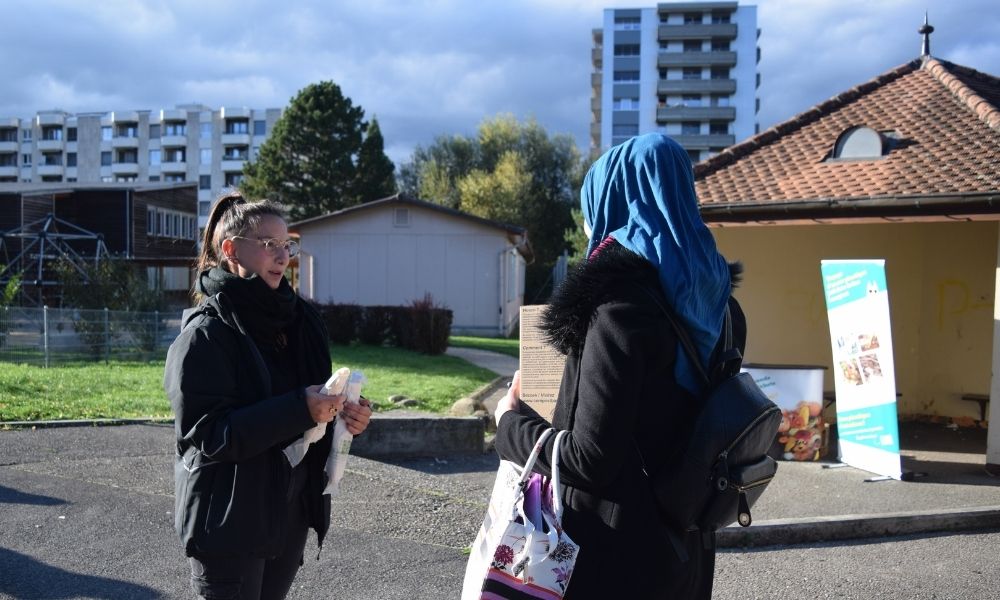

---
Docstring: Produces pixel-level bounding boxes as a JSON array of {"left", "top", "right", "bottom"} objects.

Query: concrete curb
[
  {"left": 467, "top": 376, "right": 508, "bottom": 404},
  {"left": 717, "top": 506, "right": 1000, "bottom": 548},
  {"left": 352, "top": 415, "right": 486, "bottom": 458},
  {"left": 1, "top": 417, "right": 174, "bottom": 430}
]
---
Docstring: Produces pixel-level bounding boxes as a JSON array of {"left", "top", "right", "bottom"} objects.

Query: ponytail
[{"left": 192, "top": 191, "right": 287, "bottom": 300}]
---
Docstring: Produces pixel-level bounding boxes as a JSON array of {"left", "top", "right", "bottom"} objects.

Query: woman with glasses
[{"left": 164, "top": 191, "right": 372, "bottom": 600}]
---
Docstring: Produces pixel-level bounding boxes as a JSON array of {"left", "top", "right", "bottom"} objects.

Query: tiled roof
[{"left": 694, "top": 57, "right": 1000, "bottom": 221}]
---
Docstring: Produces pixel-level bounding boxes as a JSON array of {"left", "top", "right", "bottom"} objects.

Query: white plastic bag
[{"left": 324, "top": 369, "right": 366, "bottom": 496}]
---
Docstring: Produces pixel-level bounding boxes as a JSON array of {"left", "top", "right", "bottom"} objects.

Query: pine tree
[{"left": 354, "top": 118, "right": 397, "bottom": 203}]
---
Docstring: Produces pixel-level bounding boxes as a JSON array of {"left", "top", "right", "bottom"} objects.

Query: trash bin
[{"left": 742, "top": 364, "right": 827, "bottom": 461}]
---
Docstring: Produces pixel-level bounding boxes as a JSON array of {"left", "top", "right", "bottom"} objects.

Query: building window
[
  {"left": 712, "top": 40, "right": 730, "bottom": 52},
  {"left": 0, "top": 129, "right": 16, "bottom": 142},
  {"left": 147, "top": 207, "right": 155, "bottom": 236},
  {"left": 149, "top": 175, "right": 160, "bottom": 182},
  {"left": 200, "top": 122, "right": 212, "bottom": 140},
  {"left": 41, "top": 175, "right": 62, "bottom": 183},
  {"left": 613, "top": 70, "right": 640, "bottom": 82},
  {"left": 67, "top": 127, "right": 77, "bottom": 142},
  {"left": 224, "top": 172, "right": 244, "bottom": 187},
  {"left": 613, "top": 44, "right": 640, "bottom": 57},
  {"left": 225, "top": 120, "right": 249, "bottom": 134},
  {"left": 684, "top": 13, "right": 702, "bottom": 24},
  {"left": 710, "top": 94, "right": 730, "bottom": 107},
  {"left": 42, "top": 126, "right": 63, "bottom": 141},
  {"left": 253, "top": 120, "right": 266, "bottom": 136},
  {"left": 115, "top": 175, "right": 137, "bottom": 182},
  {"left": 22, "top": 153, "right": 32, "bottom": 166},
  {"left": 683, "top": 40, "right": 702, "bottom": 52},
  {"left": 101, "top": 176, "right": 113, "bottom": 182},
  {"left": 66, "top": 177, "right": 76, "bottom": 182},
  {"left": 0, "top": 154, "right": 15, "bottom": 167},
  {"left": 43, "top": 152, "right": 62, "bottom": 166},
  {"left": 199, "top": 200, "right": 211, "bottom": 216},
  {"left": 709, "top": 121, "right": 729, "bottom": 135},
  {"left": 101, "top": 126, "right": 112, "bottom": 141},
  {"left": 165, "top": 148, "right": 186, "bottom": 163},
  {"left": 149, "top": 124, "right": 161, "bottom": 138},
  {"left": 711, "top": 67, "right": 730, "bottom": 80},
  {"left": 22, "top": 128, "right": 32, "bottom": 142},
  {"left": 682, "top": 67, "right": 701, "bottom": 80},
  {"left": 682, "top": 94, "right": 701, "bottom": 107},
  {"left": 200, "top": 148, "right": 211, "bottom": 163},
  {"left": 393, "top": 208, "right": 410, "bottom": 227},
  {"left": 116, "top": 124, "right": 138, "bottom": 138},
  {"left": 164, "top": 174, "right": 185, "bottom": 183},
  {"left": 614, "top": 16, "right": 641, "bottom": 30},
  {"left": 149, "top": 149, "right": 161, "bottom": 165},
  {"left": 611, "top": 124, "right": 639, "bottom": 137},
  {"left": 199, "top": 175, "right": 211, "bottom": 190},
  {"left": 164, "top": 122, "right": 186, "bottom": 136},
  {"left": 613, "top": 97, "right": 640, "bottom": 110},
  {"left": 711, "top": 12, "right": 731, "bottom": 24},
  {"left": 223, "top": 146, "right": 248, "bottom": 160},
  {"left": 687, "top": 149, "right": 701, "bottom": 162},
  {"left": 117, "top": 150, "right": 138, "bottom": 164},
  {"left": 681, "top": 122, "right": 700, "bottom": 135}
]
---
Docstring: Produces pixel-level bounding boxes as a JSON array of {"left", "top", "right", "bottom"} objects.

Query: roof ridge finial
[{"left": 918, "top": 12, "right": 934, "bottom": 58}]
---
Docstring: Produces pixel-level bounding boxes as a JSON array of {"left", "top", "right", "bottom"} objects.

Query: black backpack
[{"left": 637, "top": 289, "right": 781, "bottom": 558}]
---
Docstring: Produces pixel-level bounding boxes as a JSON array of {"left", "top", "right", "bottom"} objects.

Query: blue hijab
[{"left": 581, "top": 133, "right": 731, "bottom": 394}]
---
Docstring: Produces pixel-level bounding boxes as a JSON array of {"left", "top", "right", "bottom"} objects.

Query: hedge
[{"left": 311, "top": 296, "right": 452, "bottom": 355}]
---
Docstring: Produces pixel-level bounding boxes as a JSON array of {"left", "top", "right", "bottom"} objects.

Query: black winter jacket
[
  {"left": 495, "top": 241, "right": 744, "bottom": 599},
  {"left": 164, "top": 292, "right": 332, "bottom": 559}
]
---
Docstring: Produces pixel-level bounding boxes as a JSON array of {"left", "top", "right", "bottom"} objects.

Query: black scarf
[
  {"left": 198, "top": 267, "right": 298, "bottom": 350},
  {"left": 197, "top": 267, "right": 332, "bottom": 388}
]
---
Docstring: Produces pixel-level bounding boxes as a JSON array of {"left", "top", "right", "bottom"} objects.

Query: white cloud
[{"left": 0, "top": 0, "right": 996, "bottom": 167}]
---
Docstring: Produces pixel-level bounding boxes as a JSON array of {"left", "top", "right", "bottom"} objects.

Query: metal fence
[{"left": 0, "top": 306, "right": 182, "bottom": 366}]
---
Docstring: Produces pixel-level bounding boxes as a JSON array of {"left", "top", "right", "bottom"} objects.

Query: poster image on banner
[
  {"left": 820, "top": 259, "right": 902, "bottom": 480},
  {"left": 741, "top": 365, "right": 826, "bottom": 461}
]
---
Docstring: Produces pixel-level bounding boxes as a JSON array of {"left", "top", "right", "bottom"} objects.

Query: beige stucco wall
[{"left": 713, "top": 221, "right": 996, "bottom": 421}]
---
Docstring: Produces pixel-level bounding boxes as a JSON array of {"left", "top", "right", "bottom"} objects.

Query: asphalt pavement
[{"left": 1, "top": 347, "right": 999, "bottom": 599}]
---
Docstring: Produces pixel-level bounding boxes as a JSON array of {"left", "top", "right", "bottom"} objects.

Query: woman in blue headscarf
[{"left": 494, "top": 134, "right": 744, "bottom": 598}]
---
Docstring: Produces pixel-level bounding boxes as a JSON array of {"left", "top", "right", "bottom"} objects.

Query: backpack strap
[{"left": 637, "top": 285, "right": 740, "bottom": 386}]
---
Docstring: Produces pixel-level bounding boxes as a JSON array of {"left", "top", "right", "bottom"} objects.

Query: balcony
[
  {"left": 161, "top": 134, "right": 187, "bottom": 147},
  {"left": 657, "top": 51, "right": 737, "bottom": 68},
  {"left": 0, "top": 141, "right": 18, "bottom": 153},
  {"left": 37, "top": 164, "right": 65, "bottom": 177},
  {"left": 658, "top": 23, "right": 737, "bottom": 41},
  {"left": 111, "top": 162, "right": 139, "bottom": 176},
  {"left": 112, "top": 136, "right": 139, "bottom": 149},
  {"left": 161, "top": 161, "right": 187, "bottom": 174},
  {"left": 110, "top": 110, "right": 140, "bottom": 124},
  {"left": 221, "top": 159, "right": 246, "bottom": 172},
  {"left": 590, "top": 122, "right": 601, "bottom": 137},
  {"left": 591, "top": 97, "right": 602, "bottom": 111},
  {"left": 221, "top": 133, "right": 250, "bottom": 146},
  {"left": 36, "top": 113, "right": 66, "bottom": 126},
  {"left": 0, "top": 166, "right": 18, "bottom": 178},
  {"left": 656, "top": 106, "right": 736, "bottom": 122},
  {"left": 670, "top": 133, "right": 735, "bottom": 149},
  {"left": 37, "top": 138, "right": 65, "bottom": 151},
  {"left": 657, "top": 78, "right": 737, "bottom": 94},
  {"left": 592, "top": 47, "right": 602, "bottom": 68},
  {"left": 160, "top": 109, "right": 187, "bottom": 122},
  {"left": 221, "top": 107, "right": 251, "bottom": 119},
  {"left": 0, "top": 118, "right": 19, "bottom": 128},
  {"left": 591, "top": 72, "right": 602, "bottom": 87}
]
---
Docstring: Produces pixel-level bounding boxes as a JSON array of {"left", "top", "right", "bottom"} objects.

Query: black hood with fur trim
[{"left": 541, "top": 240, "right": 741, "bottom": 357}]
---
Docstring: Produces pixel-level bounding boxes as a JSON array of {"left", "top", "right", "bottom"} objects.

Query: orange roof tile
[{"left": 694, "top": 57, "right": 1000, "bottom": 222}]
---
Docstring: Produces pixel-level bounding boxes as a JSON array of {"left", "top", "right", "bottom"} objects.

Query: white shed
[{"left": 291, "top": 194, "right": 532, "bottom": 337}]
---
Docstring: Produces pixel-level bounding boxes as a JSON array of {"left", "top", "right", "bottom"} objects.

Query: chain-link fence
[{"left": 0, "top": 306, "right": 182, "bottom": 366}]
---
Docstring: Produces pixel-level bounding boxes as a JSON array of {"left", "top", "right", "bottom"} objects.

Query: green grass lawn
[
  {"left": 0, "top": 344, "right": 497, "bottom": 422},
  {"left": 449, "top": 335, "right": 520, "bottom": 358}
]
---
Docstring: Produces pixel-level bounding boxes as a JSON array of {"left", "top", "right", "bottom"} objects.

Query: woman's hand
[
  {"left": 341, "top": 397, "right": 373, "bottom": 435},
  {"left": 305, "top": 384, "right": 345, "bottom": 424},
  {"left": 494, "top": 370, "right": 521, "bottom": 425}
]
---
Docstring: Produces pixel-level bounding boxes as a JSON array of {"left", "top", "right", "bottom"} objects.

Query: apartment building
[
  {"left": 0, "top": 104, "right": 282, "bottom": 228},
  {"left": 591, "top": 1, "right": 759, "bottom": 162}
]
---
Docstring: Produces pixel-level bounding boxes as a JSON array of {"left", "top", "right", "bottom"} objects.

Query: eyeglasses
[{"left": 230, "top": 236, "right": 300, "bottom": 257}]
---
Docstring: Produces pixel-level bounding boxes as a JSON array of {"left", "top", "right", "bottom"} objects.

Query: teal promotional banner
[{"left": 820, "top": 260, "right": 902, "bottom": 479}]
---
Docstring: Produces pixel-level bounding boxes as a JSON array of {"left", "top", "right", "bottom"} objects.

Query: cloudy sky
[{"left": 2, "top": 0, "right": 997, "bottom": 166}]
